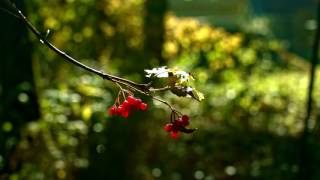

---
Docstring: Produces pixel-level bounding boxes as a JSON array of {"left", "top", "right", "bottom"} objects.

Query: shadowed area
[{"left": 0, "top": 0, "right": 319, "bottom": 179}]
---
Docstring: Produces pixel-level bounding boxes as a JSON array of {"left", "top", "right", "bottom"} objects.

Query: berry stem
[
  {"left": 149, "top": 86, "right": 171, "bottom": 93},
  {"left": 114, "top": 79, "right": 182, "bottom": 115},
  {"left": 116, "top": 83, "right": 126, "bottom": 100}
]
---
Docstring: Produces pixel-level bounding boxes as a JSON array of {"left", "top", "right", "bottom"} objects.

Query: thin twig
[
  {"left": 118, "top": 80, "right": 178, "bottom": 112},
  {"left": 151, "top": 96, "right": 175, "bottom": 111},
  {"left": 8, "top": 2, "right": 178, "bottom": 114},
  {"left": 149, "top": 86, "right": 171, "bottom": 92},
  {"left": 11, "top": 3, "right": 149, "bottom": 91},
  {"left": 115, "top": 82, "right": 126, "bottom": 100}
]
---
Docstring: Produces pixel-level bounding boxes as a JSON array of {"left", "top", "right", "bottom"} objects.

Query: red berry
[
  {"left": 135, "top": 98, "right": 142, "bottom": 105},
  {"left": 170, "top": 131, "right": 180, "bottom": 139},
  {"left": 139, "top": 103, "right": 148, "bottom": 111},
  {"left": 182, "top": 115, "right": 189, "bottom": 122},
  {"left": 164, "top": 123, "right": 173, "bottom": 132},
  {"left": 173, "top": 119, "right": 183, "bottom": 127},
  {"left": 117, "top": 106, "right": 124, "bottom": 114},
  {"left": 181, "top": 115, "right": 189, "bottom": 126},
  {"left": 131, "top": 99, "right": 140, "bottom": 110},
  {"left": 108, "top": 106, "right": 117, "bottom": 116},
  {"left": 122, "top": 100, "right": 130, "bottom": 108},
  {"left": 127, "top": 96, "right": 136, "bottom": 104},
  {"left": 121, "top": 109, "right": 129, "bottom": 118}
]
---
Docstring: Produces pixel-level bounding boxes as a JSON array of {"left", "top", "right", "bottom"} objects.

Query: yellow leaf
[{"left": 82, "top": 105, "right": 92, "bottom": 121}]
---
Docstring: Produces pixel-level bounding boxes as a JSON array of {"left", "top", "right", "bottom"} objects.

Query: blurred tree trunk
[
  {"left": 298, "top": 1, "right": 320, "bottom": 179},
  {"left": 78, "top": 1, "right": 167, "bottom": 180},
  {"left": 0, "top": 1, "right": 40, "bottom": 174},
  {"left": 143, "top": 0, "right": 168, "bottom": 65}
]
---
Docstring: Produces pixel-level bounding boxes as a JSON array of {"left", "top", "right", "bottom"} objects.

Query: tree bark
[
  {"left": 0, "top": 0, "right": 40, "bottom": 174},
  {"left": 298, "top": 1, "right": 320, "bottom": 179},
  {"left": 143, "top": 0, "right": 168, "bottom": 65},
  {"left": 78, "top": 1, "right": 167, "bottom": 179}
]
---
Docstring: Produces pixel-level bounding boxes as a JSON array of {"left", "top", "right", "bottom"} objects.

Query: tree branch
[
  {"left": 7, "top": 2, "right": 181, "bottom": 114},
  {"left": 149, "top": 86, "right": 171, "bottom": 92},
  {"left": 11, "top": 3, "right": 149, "bottom": 91}
]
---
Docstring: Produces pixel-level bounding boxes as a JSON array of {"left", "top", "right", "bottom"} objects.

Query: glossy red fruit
[
  {"left": 181, "top": 115, "right": 189, "bottom": 126},
  {"left": 121, "top": 110, "right": 129, "bottom": 118},
  {"left": 164, "top": 123, "right": 173, "bottom": 132},
  {"left": 122, "top": 100, "right": 130, "bottom": 108},
  {"left": 139, "top": 103, "right": 148, "bottom": 111},
  {"left": 174, "top": 119, "right": 184, "bottom": 127},
  {"left": 127, "top": 96, "right": 136, "bottom": 104},
  {"left": 117, "top": 106, "right": 124, "bottom": 114},
  {"left": 135, "top": 98, "right": 142, "bottom": 104},
  {"left": 170, "top": 131, "right": 180, "bottom": 139},
  {"left": 182, "top": 115, "right": 189, "bottom": 122},
  {"left": 108, "top": 106, "right": 117, "bottom": 116},
  {"left": 130, "top": 99, "right": 140, "bottom": 110}
]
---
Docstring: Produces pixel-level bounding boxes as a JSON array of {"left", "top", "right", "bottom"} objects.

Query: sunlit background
[{"left": 0, "top": 0, "right": 319, "bottom": 179}]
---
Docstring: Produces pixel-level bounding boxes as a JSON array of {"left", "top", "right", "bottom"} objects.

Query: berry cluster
[
  {"left": 164, "top": 115, "right": 193, "bottom": 138},
  {"left": 109, "top": 95, "right": 148, "bottom": 118}
]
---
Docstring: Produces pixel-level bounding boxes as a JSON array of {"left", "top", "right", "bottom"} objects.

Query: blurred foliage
[
  {"left": 163, "top": 16, "right": 320, "bottom": 135},
  {"left": 2, "top": 1, "right": 320, "bottom": 180}
]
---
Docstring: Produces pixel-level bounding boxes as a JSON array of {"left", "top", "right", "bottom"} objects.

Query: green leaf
[
  {"left": 145, "top": 66, "right": 204, "bottom": 101},
  {"left": 189, "top": 89, "right": 205, "bottom": 102},
  {"left": 170, "top": 86, "right": 205, "bottom": 102},
  {"left": 170, "top": 86, "right": 190, "bottom": 97}
]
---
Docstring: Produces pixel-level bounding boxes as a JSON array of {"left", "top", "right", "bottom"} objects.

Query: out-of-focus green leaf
[
  {"left": 81, "top": 105, "right": 92, "bottom": 121},
  {"left": 170, "top": 86, "right": 190, "bottom": 97},
  {"left": 170, "top": 86, "right": 205, "bottom": 101},
  {"left": 189, "top": 88, "right": 205, "bottom": 102}
]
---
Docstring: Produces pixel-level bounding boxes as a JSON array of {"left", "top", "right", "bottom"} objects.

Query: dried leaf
[
  {"left": 189, "top": 89, "right": 205, "bottom": 102},
  {"left": 145, "top": 66, "right": 205, "bottom": 101}
]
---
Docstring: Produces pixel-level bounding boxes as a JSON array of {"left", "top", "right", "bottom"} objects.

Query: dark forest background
[{"left": 0, "top": 0, "right": 320, "bottom": 179}]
